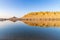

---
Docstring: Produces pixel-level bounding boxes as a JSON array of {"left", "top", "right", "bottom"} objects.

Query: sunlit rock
[{"left": 20, "top": 12, "right": 60, "bottom": 27}]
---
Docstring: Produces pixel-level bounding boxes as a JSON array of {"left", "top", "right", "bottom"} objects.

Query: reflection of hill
[{"left": 21, "top": 20, "right": 60, "bottom": 27}]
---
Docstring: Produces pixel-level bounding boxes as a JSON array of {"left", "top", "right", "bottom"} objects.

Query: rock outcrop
[{"left": 21, "top": 12, "right": 60, "bottom": 27}]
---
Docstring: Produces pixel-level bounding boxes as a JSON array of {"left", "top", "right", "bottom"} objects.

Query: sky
[{"left": 0, "top": 0, "right": 60, "bottom": 18}]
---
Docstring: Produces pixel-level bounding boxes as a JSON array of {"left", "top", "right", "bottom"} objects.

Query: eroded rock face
[
  {"left": 22, "top": 12, "right": 60, "bottom": 18},
  {"left": 21, "top": 12, "right": 60, "bottom": 27}
]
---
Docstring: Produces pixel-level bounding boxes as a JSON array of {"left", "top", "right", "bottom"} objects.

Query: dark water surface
[{"left": 0, "top": 21, "right": 60, "bottom": 40}]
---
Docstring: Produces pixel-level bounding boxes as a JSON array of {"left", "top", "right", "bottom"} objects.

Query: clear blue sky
[{"left": 0, "top": 0, "right": 60, "bottom": 18}]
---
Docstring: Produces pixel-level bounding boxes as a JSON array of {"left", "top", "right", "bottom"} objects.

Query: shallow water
[{"left": 0, "top": 21, "right": 60, "bottom": 40}]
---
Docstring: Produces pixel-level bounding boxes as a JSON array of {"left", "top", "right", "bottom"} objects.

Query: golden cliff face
[
  {"left": 22, "top": 12, "right": 60, "bottom": 18},
  {"left": 21, "top": 12, "right": 60, "bottom": 27}
]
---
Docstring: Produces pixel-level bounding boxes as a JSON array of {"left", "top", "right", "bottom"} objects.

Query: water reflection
[
  {"left": 22, "top": 20, "right": 60, "bottom": 27},
  {"left": 1, "top": 19, "right": 60, "bottom": 27},
  {"left": 0, "top": 20, "right": 60, "bottom": 40}
]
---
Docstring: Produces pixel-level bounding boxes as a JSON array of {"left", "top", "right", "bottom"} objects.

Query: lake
[{"left": 0, "top": 21, "right": 60, "bottom": 40}]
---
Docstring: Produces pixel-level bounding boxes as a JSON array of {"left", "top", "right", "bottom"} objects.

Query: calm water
[{"left": 0, "top": 21, "right": 60, "bottom": 40}]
